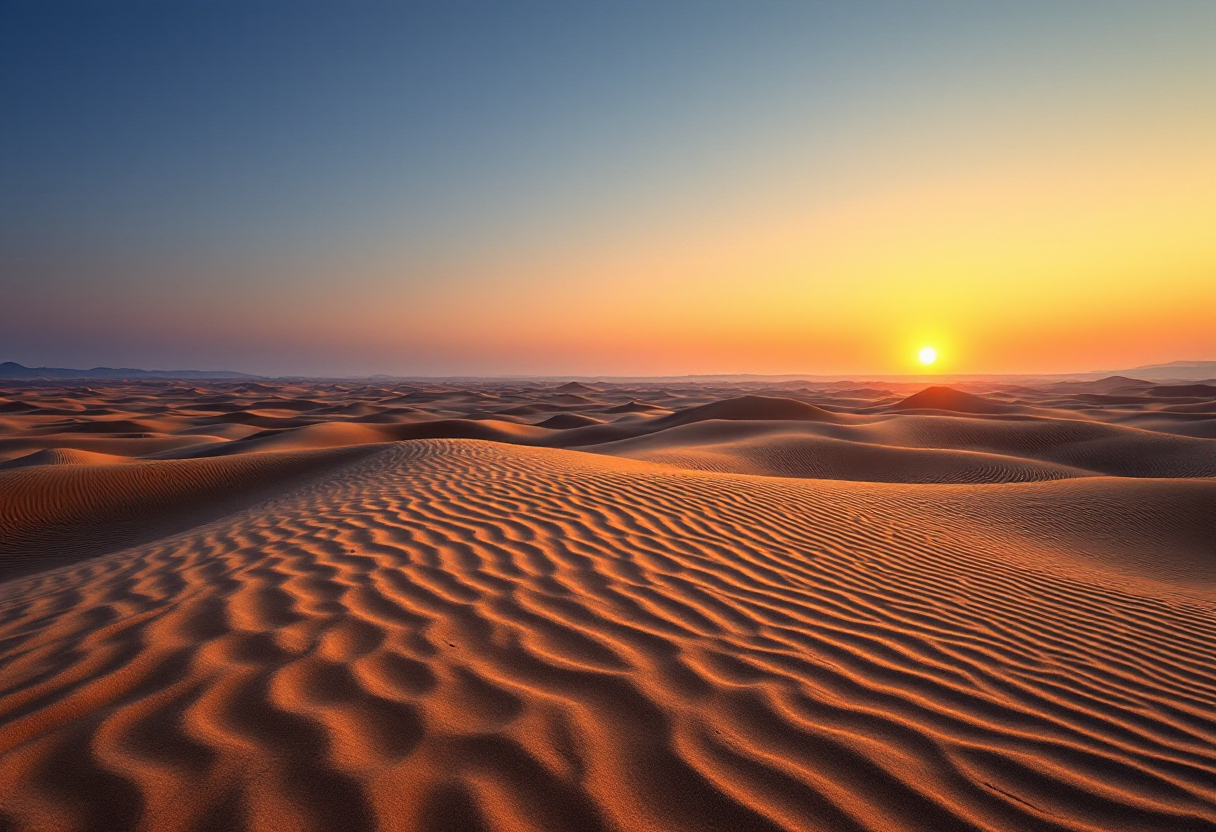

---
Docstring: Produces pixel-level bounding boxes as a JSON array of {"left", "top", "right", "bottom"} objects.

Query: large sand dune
[
  {"left": 0, "top": 378, "right": 1214, "bottom": 831},
  {"left": 0, "top": 446, "right": 382, "bottom": 581}
]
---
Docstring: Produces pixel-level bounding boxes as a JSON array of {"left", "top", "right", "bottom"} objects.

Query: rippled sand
[{"left": 1, "top": 379, "right": 1214, "bottom": 831}]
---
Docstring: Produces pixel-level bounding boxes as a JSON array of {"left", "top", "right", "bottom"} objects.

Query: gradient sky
[{"left": 2, "top": 1, "right": 1214, "bottom": 377}]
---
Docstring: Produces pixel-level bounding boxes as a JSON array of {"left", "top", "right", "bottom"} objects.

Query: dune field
[{"left": 1, "top": 376, "right": 1214, "bottom": 832}]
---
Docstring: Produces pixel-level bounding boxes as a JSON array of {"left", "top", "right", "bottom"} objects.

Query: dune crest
[
  {"left": 0, "top": 445, "right": 380, "bottom": 580},
  {"left": 655, "top": 394, "right": 848, "bottom": 427},
  {"left": 892, "top": 386, "right": 1011, "bottom": 414}
]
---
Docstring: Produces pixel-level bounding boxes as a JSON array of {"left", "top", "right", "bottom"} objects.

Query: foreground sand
[{"left": 1, "top": 379, "right": 1215, "bottom": 831}]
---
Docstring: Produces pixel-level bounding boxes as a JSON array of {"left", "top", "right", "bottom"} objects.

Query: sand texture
[{"left": 1, "top": 377, "right": 1214, "bottom": 831}]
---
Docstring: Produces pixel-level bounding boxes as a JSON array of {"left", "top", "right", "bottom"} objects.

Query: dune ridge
[
  {"left": 0, "top": 445, "right": 382, "bottom": 580},
  {"left": 0, "top": 440, "right": 1213, "bottom": 832}
]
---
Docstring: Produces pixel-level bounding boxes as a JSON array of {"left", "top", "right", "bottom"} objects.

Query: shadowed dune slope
[
  {"left": 536, "top": 413, "right": 603, "bottom": 430},
  {"left": 0, "top": 448, "right": 129, "bottom": 470},
  {"left": 873, "top": 415, "right": 1216, "bottom": 478},
  {"left": 1148, "top": 384, "right": 1216, "bottom": 398},
  {"left": 594, "top": 421, "right": 1088, "bottom": 483},
  {"left": 0, "top": 440, "right": 1213, "bottom": 832},
  {"left": 654, "top": 395, "right": 848, "bottom": 427},
  {"left": 590, "top": 416, "right": 1216, "bottom": 481},
  {"left": 0, "top": 435, "right": 215, "bottom": 463},
  {"left": 168, "top": 420, "right": 551, "bottom": 458},
  {"left": 0, "top": 445, "right": 382, "bottom": 580},
  {"left": 604, "top": 400, "right": 666, "bottom": 414}
]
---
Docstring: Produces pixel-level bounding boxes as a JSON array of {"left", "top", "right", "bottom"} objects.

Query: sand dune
[
  {"left": 0, "top": 378, "right": 1214, "bottom": 831},
  {"left": 536, "top": 413, "right": 604, "bottom": 430},
  {"left": 603, "top": 400, "right": 666, "bottom": 414},
  {"left": 1148, "top": 384, "right": 1216, "bottom": 398},
  {"left": 892, "top": 386, "right": 1014, "bottom": 414},
  {"left": 652, "top": 395, "right": 850, "bottom": 427},
  {"left": 0, "top": 448, "right": 129, "bottom": 470},
  {"left": 1, "top": 378, "right": 1213, "bottom": 479},
  {"left": 34, "top": 418, "right": 161, "bottom": 435},
  {"left": 589, "top": 409, "right": 1216, "bottom": 481},
  {"left": 555, "top": 381, "right": 598, "bottom": 394},
  {"left": 0, "top": 445, "right": 380, "bottom": 580},
  {"left": 0, "top": 434, "right": 218, "bottom": 464},
  {"left": 0, "top": 440, "right": 1212, "bottom": 832},
  {"left": 593, "top": 421, "right": 1089, "bottom": 483}
]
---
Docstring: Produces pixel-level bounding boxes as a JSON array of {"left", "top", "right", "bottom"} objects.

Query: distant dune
[
  {"left": 592, "top": 421, "right": 1090, "bottom": 483},
  {"left": 652, "top": 394, "right": 849, "bottom": 427},
  {"left": 892, "top": 385, "right": 1013, "bottom": 414},
  {"left": 0, "top": 377, "right": 1214, "bottom": 832},
  {"left": 1147, "top": 383, "right": 1216, "bottom": 398}
]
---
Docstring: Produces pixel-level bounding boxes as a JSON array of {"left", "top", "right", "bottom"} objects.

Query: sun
[{"left": 918, "top": 346, "right": 938, "bottom": 366}]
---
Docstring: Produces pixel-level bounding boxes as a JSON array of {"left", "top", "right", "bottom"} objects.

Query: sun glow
[{"left": 919, "top": 346, "right": 938, "bottom": 366}]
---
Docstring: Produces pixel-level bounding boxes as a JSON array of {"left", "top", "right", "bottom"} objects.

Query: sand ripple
[{"left": 0, "top": 440, "right": 1213, "bottom": 831}]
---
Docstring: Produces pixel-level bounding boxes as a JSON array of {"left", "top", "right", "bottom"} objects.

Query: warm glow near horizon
[{"left": 2, "top": 2, "right": 1214, "bottom": 377}]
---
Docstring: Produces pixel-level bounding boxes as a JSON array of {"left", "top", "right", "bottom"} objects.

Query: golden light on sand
[
  {"left": 919, "top": 346, "right": 938, "bottom": 365},
  {"left": 2, "top": 379, "right": 1215, "bottom": 831}
]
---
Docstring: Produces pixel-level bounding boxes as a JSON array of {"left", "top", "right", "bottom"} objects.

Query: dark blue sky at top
[
  {"left": 7, "top": 1, "right": 1156, "bottom": 258},
  {"left": 3, "top": 1, "right": 860, "bottom": 254}
]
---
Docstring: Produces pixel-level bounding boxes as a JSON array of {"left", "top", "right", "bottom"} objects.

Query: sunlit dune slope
[{"left": 0, "top": 440, "right": 1213, "bottom": 832}]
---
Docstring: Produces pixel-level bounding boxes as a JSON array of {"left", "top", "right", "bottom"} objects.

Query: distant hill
[
  {"left": 1121, "top": 361, "right": 1216, "bottom": 382},
  {"left": 0, "top": 362, "right": 259, "bottom": 380},
  {"left": 893, "top": 386, "right": 1012, "bottom": 414}
]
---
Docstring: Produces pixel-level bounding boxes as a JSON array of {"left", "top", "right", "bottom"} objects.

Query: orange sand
[{"left": 1, "top": 378, "right": 1214, "bottom": 831}]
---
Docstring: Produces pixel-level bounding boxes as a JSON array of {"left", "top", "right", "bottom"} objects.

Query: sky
[{"left": 2, "top": 1, "right": 1214, "bottom": 377}]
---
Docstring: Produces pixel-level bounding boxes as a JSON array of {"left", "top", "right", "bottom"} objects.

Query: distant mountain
[
  {"left": 0, "top": 362, "right": 259, "bottom": 380},
  {"left": 1120, "top": 360, "right": 1216, "bottom": 382}
]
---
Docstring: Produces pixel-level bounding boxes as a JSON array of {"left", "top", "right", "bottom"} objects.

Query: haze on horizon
[{"left": 2, "top": 1, "right": 1214, "bottom": 378}]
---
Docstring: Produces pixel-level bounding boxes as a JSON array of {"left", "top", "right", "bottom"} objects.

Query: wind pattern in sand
[{"left": 2, "top": 430, "right": 1214, "bottom": 832}]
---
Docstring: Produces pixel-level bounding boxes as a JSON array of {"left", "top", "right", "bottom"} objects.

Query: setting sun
[{"left": 919, "top": 346, "right": 938, "bottom": 365}]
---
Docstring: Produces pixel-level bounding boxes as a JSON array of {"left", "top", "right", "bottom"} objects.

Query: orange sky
[{"left": 293, "top": 129, "right": 1216, "bottom": 376}]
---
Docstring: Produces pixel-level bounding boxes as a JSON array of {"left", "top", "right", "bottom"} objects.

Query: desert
[
  {"left": 5, "top": 3, "right": 1216, "bottom": 829},
  {"left": 1, "top": 376, "right": 1214, "bottom": 831}
]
